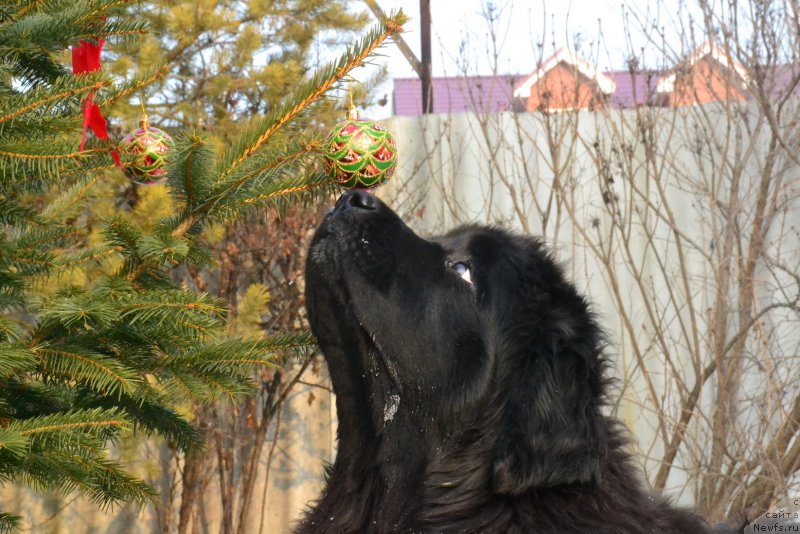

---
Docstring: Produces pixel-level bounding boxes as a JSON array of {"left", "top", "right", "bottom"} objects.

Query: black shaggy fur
[{"left": 298, "top": 190, "right": 735, "bottom": 534}]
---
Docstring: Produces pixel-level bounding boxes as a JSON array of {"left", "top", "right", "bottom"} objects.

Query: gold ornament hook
[
  {"left": 345, "top": 76, "right": 359, "bottom": 120},
  {"left": 139, "top": 96, "right": 150, "bottom": 129}
]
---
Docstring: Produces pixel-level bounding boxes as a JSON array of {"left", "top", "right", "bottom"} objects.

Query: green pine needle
[
  {"left": 39, "top": 296, "right": 121, "bottom": 330},
  {"left": 0, "top": 513, "right": 23, "bottom": 534},
  {"left": 0, "top": 345, "right": 37, "bottom": 377},
  {"left": 32, "top": 344, "right": 140, "bottom": 396},
  {"left": 119, "top": 290, "right": 226, "bottom": 339},
  {"left": 3, "top": 407, "right": 127, "bottom": 449},
  {"left": 84, "top": 393, "right": 203, "bottom": 452}
]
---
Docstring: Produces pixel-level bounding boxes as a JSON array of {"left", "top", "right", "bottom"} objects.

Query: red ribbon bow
[{"left": 72, "top": 36, "right": 121, "bottom": 166}]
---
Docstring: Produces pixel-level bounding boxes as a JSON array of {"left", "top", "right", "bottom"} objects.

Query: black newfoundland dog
[{"left": 299, "top": 190, "right": 735, "bottom": 533}]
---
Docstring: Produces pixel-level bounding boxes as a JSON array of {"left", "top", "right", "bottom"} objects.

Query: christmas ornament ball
[
  {"left": 119, "top": 116, "right": 175, "bottom": 185},
  {"left": 323, "top": 109, "right": 397, "bottom": 189}
]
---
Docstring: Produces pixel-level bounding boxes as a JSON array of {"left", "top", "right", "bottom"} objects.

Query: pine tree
[
  {"left": 110, "top": 0, "right": 381, "bottom": 133},
  {"left": 0, "top": 1, "right": 406, "bottom": 531}
]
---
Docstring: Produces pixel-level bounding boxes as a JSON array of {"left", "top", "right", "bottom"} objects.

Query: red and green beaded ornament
[
  {"left": 119, "top": 113, "right": 175, "bottom": 186},
  {"left": 323, "top": 108, "right": 397, "bottom": 189}
]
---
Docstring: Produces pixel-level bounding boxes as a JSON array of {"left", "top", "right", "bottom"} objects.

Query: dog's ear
[{"left": 491, "top": 336, "right": 607, "bottom": 495}]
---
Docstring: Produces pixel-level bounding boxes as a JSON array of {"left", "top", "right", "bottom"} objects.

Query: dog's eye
[{"left": 448, "top": 261, "right": 473, "bottom": 285}]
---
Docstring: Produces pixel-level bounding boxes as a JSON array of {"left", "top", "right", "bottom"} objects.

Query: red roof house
[
  {"left": 512, "top": 48, "right": 617, "bottom": 111},
  {"left": 655, "top": 41, "right": 748, "bottom": 106},
  {"left": 391, "top": 43, "right": 793, "bottom": 116}
]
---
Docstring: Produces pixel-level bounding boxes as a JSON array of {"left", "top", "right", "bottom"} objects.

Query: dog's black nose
[{"left": 335, "top": 190, "right": 378, "bottom": 212}]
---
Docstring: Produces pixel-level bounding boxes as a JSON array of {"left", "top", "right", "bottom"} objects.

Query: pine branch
[
  {"left": 110, "top": 290, "right": 226, "bottom": 341},
  {"left": 174, "top": 135, "right": 328, "bottom": 227},
  {"left": 0, "top": 198, "right": 42, "bottom": 226},
  {"left": 102, "top": 217, "right": 141, "bottom": 260},
  {"left": 217, "top": 13, "right": 406, "bottom": 177},
  {"left": 168, "top": 10, "right": 408, "bottom": 237},
  {"left": 161, "top": 371, "right": 255, "bottom": 402},
  {"left": 38, "top": 295, "right": 120, "bottom": 329},
  {"left": 83, "top": 393, "right": 202, "bottom": 452},
  {"left": 0, "top": 3, "right": 145, "bottom": 83},
  {"left": 238, "top": 175, "right": 331, "bottom": 206},
  {"left": 32, "top": 344, "right": 139, "bottom": 397},
  {"left": 0, "top": 407, "right": 147, "bottom": 509},
  {"left": 167, "top": 132, "right": 217, "bottom": 209},
  {"left": 77, "top": 0, "right": 138, "bottom": 25},
  {"left": 41, "top": 176, "right": 98, "bottom": 221},
  {"left": 52, "top": 247, "right": 119, "bottom": 272},
  {"left": 140, "top": 336, "right": 316, "bottom": 403},
  {"left": 4, "top": 248, "right": 52, "bottom": 278},
  {"left": 0, "top": 141, "right": 104, "bottom": 187},
  {"left": 151, "top": 369, "right": 200, "bottom": 400},
  {"left": 13, "top": 227, "right": 83, "bottom": 259},
  {"left": 0, "top": 345, "right": 37, "bottom": 377},
  {"left": 95, "top": 65, "right": 168, "bottom": 109},
  {"left": 0, "top": 116, "right": 78, "bottom": 140},
  {"left": 0, "top": 74, "right": 110, "bottom": 125},
  {"left": 166, "top": 333, "right": 315, "bottom": 372},
  {"left": 136, "top": 234, "right": 190, "bottom": 264},
  {"left": 0, "top": 287, "right": 25, "bottom": 313},
  {"left": 0, "top": 380, "right": 71, "bottom": 421},
  {"left": 12, "top": 449, "right": 156, "bottom": 508},
  {"left": 2, "top": 408, "right": 127, "bottom": 449},
  {"left": 119, "top": 291, "right": 226, "bottom": 325},
  {"left": 12, "top": 0, "right": 49, "bottom": 19},
  {"left": 0, "top": 317, "right": 25, "bottom": 343},
  {"left": 225, "top": 139, "right": 320, "bottom": 190},
  {"left": 0, "top": 427, "right": 29, "bottom": 458},
  {"left": 65, "top": 455, "right": 157, "bottom": 508},
  {"left": 0, "top": 513, "right": 23, "bottom": 534}
]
